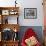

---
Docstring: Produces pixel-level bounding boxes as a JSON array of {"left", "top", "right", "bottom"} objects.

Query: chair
[{"left": 21, "top": 28, "right": 41, "bottom": 46}]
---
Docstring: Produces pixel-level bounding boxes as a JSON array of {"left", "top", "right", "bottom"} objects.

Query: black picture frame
[{"left": 24, "top": 8, "right": 37, "bottom": 19}]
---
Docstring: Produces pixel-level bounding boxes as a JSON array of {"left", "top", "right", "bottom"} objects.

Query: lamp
[{"left": 15, "top": 0, "right": 17, "bottom": 7}]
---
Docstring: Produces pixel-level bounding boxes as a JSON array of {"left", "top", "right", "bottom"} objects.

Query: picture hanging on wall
[{"left": 24, "top": 8, "right": 37, "bottom": 19}]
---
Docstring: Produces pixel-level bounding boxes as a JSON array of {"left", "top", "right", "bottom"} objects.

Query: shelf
[
  {"left": 0, "top": 7, "right": 19, "bottom": 16},
  {"left": 0, "top": 24, "right": 19, "bottom": 32},
  {"left": 2, "top": 40, "right": 19, "bottom": 43},
  {"left": 1, "top": 40, "right": 19, "bottom": 46},
  {"left": 0, "top": 7, "right": 19, "bottom": 46},
  {"left": 0, "top": 7, "right": 19, "bottom": 9},
  {"left": 1, "top": 15, "right": 18, "bottom": 24},
  {"left": 0, "top": 7, "right": 19, "bottom": 24}
]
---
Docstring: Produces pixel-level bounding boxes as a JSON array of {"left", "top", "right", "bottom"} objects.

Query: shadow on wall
[{"left": 18, "top": 26, "right": 44, "bottom": 44}]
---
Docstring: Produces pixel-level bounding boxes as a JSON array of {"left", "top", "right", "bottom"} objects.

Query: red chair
[{"left": 21, "top": 28, "right": 41, "bottom": 46}]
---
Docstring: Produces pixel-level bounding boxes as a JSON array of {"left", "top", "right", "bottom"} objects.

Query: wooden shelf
[
  {"left": 0, "top": 7, "right": 19, "bottom": 10},
  {"left": 0, "top": 7, "right": 19, "bottom": 46},
  {"left": 0, "top": 24, "right": 19, "bottom": 32},
  {"left": 2, "top": 40, "right": 19, "bottom": 42},
  {"left": 0, "top": 40, "right": 19, "bottom": 46}
]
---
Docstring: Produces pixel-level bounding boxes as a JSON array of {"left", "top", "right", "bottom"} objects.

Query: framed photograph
[
  {"left": 2, "top": 10, "right": 9, "bottom": 15},
  {"left": 24, "top": 8, "right": 37, "bottom": 19}
]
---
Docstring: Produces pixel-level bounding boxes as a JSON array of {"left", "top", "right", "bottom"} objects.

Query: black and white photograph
[{"left": 24, "top": 8, "right": 37, "bottom": 19}]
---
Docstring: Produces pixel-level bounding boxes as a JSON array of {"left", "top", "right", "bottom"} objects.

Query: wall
[
  {"left": 18, "top": 26, "right": 43, "bottom": 44},
  {"left": 0, "top": 0, "right": 44, "bottom": 44},
  {"left": 0, "top": 0, "right": 44, "bottom": 26},
  {"left": 17, "top": 0, "right": 43, "bottom": 26}
]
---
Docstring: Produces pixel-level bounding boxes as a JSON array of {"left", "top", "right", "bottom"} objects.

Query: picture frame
[
  {"left": 24, "top": 8, "right": 37, "bottom": 19},
  {"left": 2, "top": 10, "right": 9, "bottom": 15}
]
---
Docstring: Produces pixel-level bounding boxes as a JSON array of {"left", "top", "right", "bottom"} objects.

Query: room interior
[{"left": 0, "top": 0, "right": 46, "bottom": 46}]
